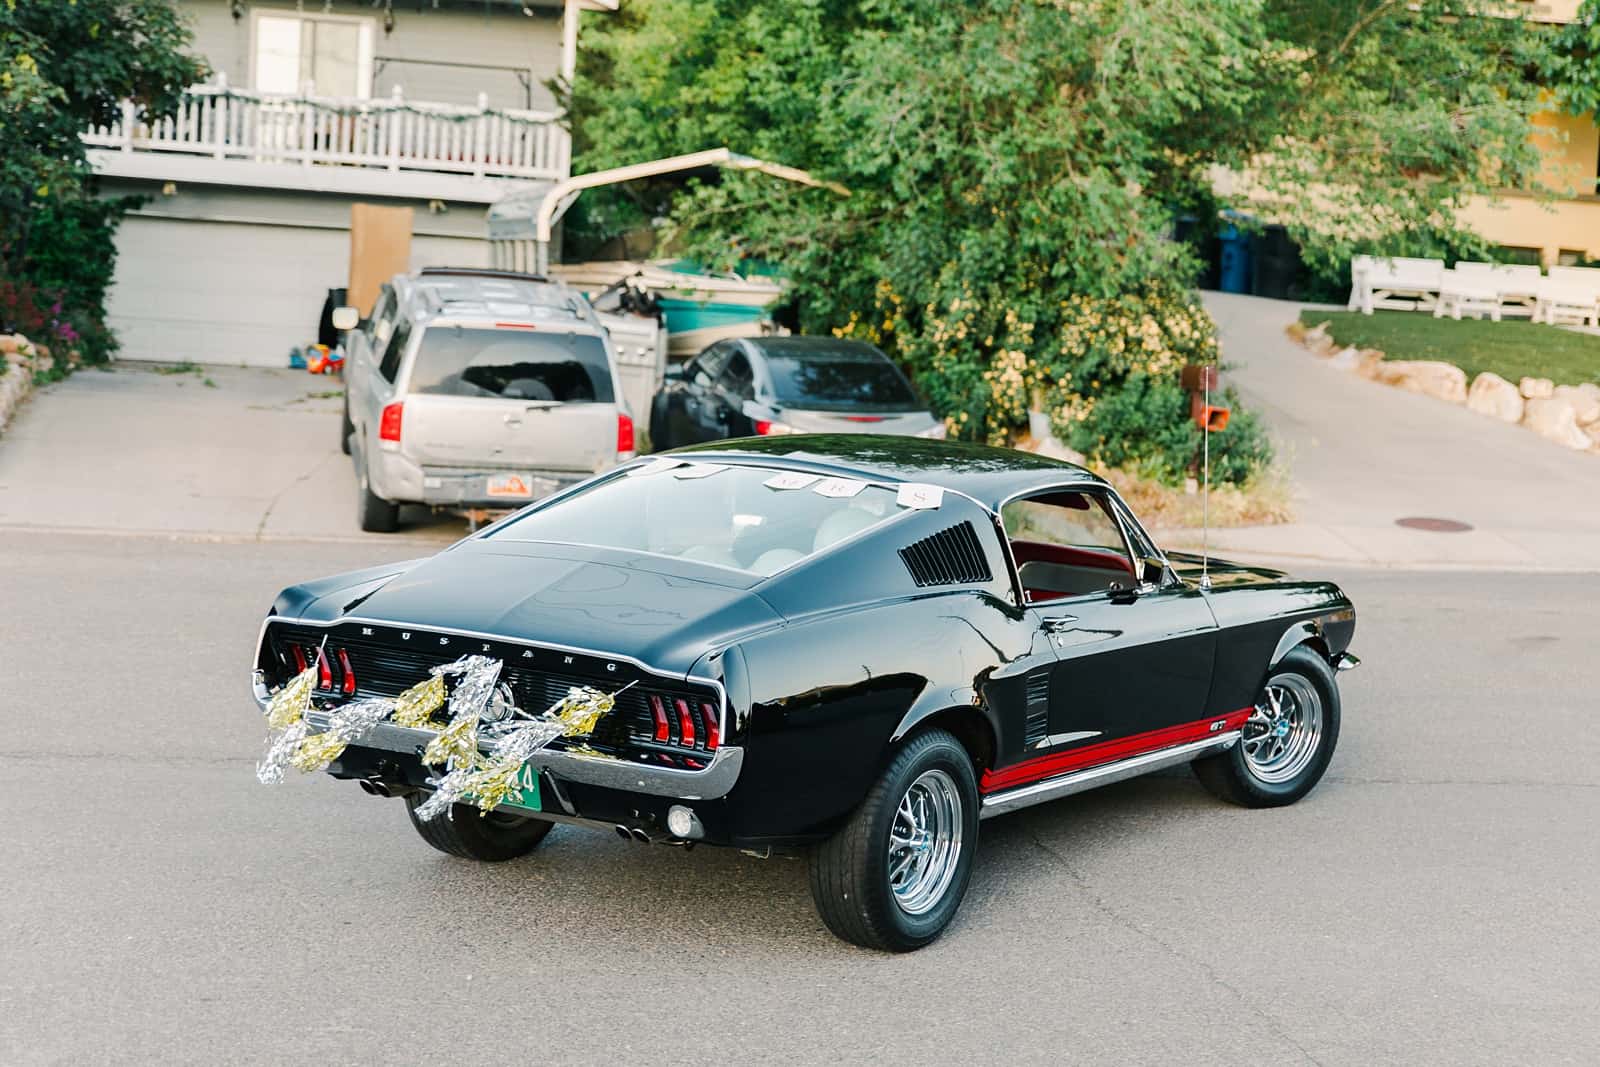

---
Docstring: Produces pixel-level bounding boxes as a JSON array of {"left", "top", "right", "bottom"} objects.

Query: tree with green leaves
[
  {"left": 568, "top": 0, "right": 1551, "bottom": 484},
  {"left": 1, "top": 0, "right": 203, "bottom": 359}
]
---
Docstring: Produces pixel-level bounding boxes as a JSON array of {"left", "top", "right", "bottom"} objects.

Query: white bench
[
  {"left": 1350, "top": 256, "right": 1445, "bottom": 314},
  {"left": 1536, "top": 279, "right": 1600, "bottom": 327},
  {"left": 1434, "top": 269, "right": 1502, "bottom": 321},
  {"left": 1452, "top": 262, "right": 1541, "bottom": 318}
]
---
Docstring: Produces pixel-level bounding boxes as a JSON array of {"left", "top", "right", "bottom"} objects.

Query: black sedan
[
  {"left": 251, "top": 436, "right": 1357, "bottom": 951},
  {"left": 648, "top": 336, "right": 945, "bottom": 448}
]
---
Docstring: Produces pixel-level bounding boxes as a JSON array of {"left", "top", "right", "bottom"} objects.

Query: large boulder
[
  {"left": 1522, "top": 396, "right": 1593, "bottom": 450},
  {"left": 1467, "top": 372, "right": 1524, "bottom": 423},
  {"left": 1373, "top": 360, "right": 1468, "bottom": 404},
  {"left": 1552, "top": 383, "right": 1600, "bottom": 427},
  {"left": 1520, "top": 376, "right": 1555, "bottom": 399}
]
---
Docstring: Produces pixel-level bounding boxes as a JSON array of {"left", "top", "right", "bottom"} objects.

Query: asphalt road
[{"left": 4, "top": 530, "right": 1598, "bottom": 1065}]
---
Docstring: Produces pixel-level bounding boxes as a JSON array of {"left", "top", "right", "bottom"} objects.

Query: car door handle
[
  {"left": 503, "top": 413, "right": 522, "bottom": 427},
  {"left": 1041, "top": 616, "right": 1078, "bottom": 632}
]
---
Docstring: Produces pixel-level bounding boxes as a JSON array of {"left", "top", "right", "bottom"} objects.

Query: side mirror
[{"left": 331, "top": 306, "right": 360, "bottom": 332}]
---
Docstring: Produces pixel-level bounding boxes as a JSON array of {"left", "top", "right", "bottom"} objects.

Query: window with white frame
[{"left": 252, "top": 11, "right": 375, "bottom": 99}]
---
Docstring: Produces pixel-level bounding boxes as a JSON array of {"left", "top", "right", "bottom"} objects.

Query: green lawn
[{"left": 1299, "top": 310, "right": 1600, "bottom": 387}]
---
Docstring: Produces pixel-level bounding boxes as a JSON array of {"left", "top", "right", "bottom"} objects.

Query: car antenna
[{"left": 1200, "top": 364, "right": 1212, "bottom": 591}]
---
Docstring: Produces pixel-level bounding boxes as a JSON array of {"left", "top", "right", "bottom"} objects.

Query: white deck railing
[{"left": 83, "top": 82, "right": 568, "bottom": 184}]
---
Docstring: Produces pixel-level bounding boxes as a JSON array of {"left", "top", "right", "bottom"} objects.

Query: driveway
[
  {"left": 0, "top": 363, "right": 464, "bottom": 543},
  {"left": 1190, "top": 292, "right": 1600, "bottom": 571}
]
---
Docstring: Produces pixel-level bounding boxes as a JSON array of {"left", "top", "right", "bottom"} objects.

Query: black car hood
[
  {"left": 294, "top": 541, "right": 783, "bottom": 678},
  {"left": 1165, "top": 550, "right": 1288, "bottom": 588}
]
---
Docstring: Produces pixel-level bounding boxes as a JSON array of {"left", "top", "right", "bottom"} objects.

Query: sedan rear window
[
  {"left": 408, "top": 327, "right": 614, "bottom": 403},
  {"left": 491, "top": 462, "right": 902, "bottom": 576},
  {"left": 765, "top": 349, "right": 921, "bottom": 412}
]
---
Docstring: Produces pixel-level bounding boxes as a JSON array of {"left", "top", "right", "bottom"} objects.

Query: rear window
[
  {"left": 490, "top": 461, "right": 904, "bottom": 577},
  {"left": 765, "top": 348, "right": 920, "bottom": 412},
  {"left": 408, "top": 327, "right": 614, "bottom": 403}
]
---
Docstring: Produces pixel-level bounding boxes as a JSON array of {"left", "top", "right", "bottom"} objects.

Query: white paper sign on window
[
  {"left": 628, "top": 458, "right": 683, "bottom": 478},
  {"left": 764, "top": 471, "right": 819, "bottom": 491},
  {"left": 896, "top": 483, "right": 944, "bottom": 510},
  {"left": 812, "top": 477, "right": 867, "bottom": 499}
]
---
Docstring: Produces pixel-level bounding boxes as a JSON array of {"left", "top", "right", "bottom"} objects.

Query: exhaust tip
[
  {"left": 629, "top": 827, "right": 651, "bottom": 844},
  {"left": 358, "top": 779, "right": 388, "bottom": 798},
  {"left": 615, "top": 825, "right": 632, "bottom": 840}
]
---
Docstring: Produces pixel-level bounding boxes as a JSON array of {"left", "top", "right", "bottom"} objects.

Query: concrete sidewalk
[
  {"left": 1161, "top": 293, "right": 1600, "bottom": 572},
  {"left": 0, "top": 363, "right": 464, "bottom": 544}
]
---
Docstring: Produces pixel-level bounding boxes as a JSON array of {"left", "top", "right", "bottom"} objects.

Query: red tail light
[
  {"left": 841, "top": 415, "right": 886, "bottom": 423},
  {"left": 290, "top": 645, "right": 308, "bottom": 673},
  {"left": 650, "top": 695, "right": 670, "bottom": 743},
  {"left": 616, "top": 412, "right": 635, "bottom": 456},
  {"left": 338, "top": 648, "right": 357, "bottom": 695},
  {"left": 701, "top": 702, "right": 720, "bottom": 751},
  {"left": 379, "top": 402, "right": 404, "bottom": 442},
  {"left": 754, "top": 420, "right": 773, "bottom": 435},
  {"left": 315, "top": 647, "right": 333, "bottom": 690},
  {"left": 674, "top": 698, "right": 696, "bottom": 747}
]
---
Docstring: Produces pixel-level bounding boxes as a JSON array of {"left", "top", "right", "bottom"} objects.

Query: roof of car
[
  {"left": 667, "top": 434, "right": 1106, "bottom": 511},
  {"left": 395, "top": 268, "right": 598, "bottom": 329},
  {"left": 742, "top": 336, "right": 891, "bottom": 361}
]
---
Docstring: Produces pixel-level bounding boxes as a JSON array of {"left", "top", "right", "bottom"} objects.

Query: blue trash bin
[{"left": 1218, "top": 226, "right": 1252, "bottom": 293}]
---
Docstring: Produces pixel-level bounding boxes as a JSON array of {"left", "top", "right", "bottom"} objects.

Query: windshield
[
  {"left": 764, "top": 347, "right": 921, "bottom": 412},
  {"left": 408, "top": 327, "right": 614, "bottom": 403},
  {"left": 490, "top": 461, "right": 902, "bottom": 576}
]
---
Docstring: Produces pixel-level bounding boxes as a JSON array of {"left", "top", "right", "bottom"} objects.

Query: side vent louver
[
  {"left": 1024, "top": 670, "right": 1051, "bottom": 748},
  {"left": 898, "top": 521, "right": 992, "bottom": 587}
]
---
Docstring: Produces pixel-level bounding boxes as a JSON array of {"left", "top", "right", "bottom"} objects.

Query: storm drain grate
[{"left": 1395, "top": 516, "right": 1474, "bottom": 533}]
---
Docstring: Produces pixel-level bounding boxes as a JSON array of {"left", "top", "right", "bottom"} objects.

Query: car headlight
[{"left": 916, "top": 422, "right": 948, "bottom": 439}]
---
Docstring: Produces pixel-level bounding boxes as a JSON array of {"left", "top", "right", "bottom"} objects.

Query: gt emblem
[{"left": 1209, "top": 720, "right": 1226, "bottom": 732}]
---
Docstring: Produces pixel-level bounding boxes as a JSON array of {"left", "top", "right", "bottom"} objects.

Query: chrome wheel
[
  {"left": 887, "top": 768, "right": 964, "bottom": 916},
  {"left": 1242, "top": 673, "right": 1324, "bottom": 785}
]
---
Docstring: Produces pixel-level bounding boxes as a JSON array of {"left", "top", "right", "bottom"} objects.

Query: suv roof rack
[{"left": 417, "top": 266, "right": 550, "bottom": 282}]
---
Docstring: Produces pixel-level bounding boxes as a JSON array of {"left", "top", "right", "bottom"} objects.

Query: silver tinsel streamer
[{"left": 257, "top": 718, "right": 310, "bottom": 785}]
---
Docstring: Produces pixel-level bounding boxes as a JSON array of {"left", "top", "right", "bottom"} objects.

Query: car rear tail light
[
  {"left": 315, "top": 647, "right": 333, "bottom": 690},
  {"left": 290, "top": 645, "right": 308, "bottom": 673},
  {"left": 701, "top": 702, "right": 720, "bottom": 751},
  {"left": 753, "top": 419, "right": 794, "bottom": 436},
  {"left": 650, "top": 695, "right": 670, "bottom": 743},
  {"left": 378, "top": 402, "right": 404, "bottom": 443},
  {"left": 674, "top": 698, "right": 696, "bottom": 747},
  {"left": 338, "top": 649, "right": 357, "bottom": 695},
  {"left": 616, "top": 412, "right": 635, "bottom": 458}
]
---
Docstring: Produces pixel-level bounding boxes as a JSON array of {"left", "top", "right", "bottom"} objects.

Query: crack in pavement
[
  {"left": 1029, "top": 834, "right": 1325, "bottom": 1067},
  {"left": 253, "top": 449, "right": 339, "bottom": 541}
]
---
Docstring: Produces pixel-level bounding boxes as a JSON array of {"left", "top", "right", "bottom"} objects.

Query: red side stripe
[{"left": 981, "top": 708, "right": 1252, "bottom": 795}]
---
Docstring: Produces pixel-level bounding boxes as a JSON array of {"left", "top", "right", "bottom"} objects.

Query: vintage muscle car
[{"left": 252, "top": 435, "right": 1357, "bottom": 951}]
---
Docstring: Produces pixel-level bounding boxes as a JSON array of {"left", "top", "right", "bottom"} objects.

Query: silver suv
[{"left": 339, "top": 268, "right": 635, "bottom": 532}]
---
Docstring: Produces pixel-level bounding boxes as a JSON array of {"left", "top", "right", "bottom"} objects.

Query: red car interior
[{"left": 1010, "top": 538, "right": 1133, "bottom": 603}]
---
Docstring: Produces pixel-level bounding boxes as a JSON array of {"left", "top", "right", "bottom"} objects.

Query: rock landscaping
[
  {"left": 1292, "top": 321, "right": 1600, "bottom": 453},
  {"left": 0, "top": 334, "right": 58, "bottom": 436}
]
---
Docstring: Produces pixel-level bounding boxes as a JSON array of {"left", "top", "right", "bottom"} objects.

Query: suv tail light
[
  {"left": 378, "top": 402, "right": 404, "bottom": 443},
  {"left": 754, "top": 419, "right": 794, "bottom": 436},
  {"left": 616, "top": 412, "right": 635, "bottom": 458}
]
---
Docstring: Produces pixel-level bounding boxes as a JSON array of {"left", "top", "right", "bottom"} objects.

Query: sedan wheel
[
  {"left": 1240, "top": 675, "right": 1324, "bottom": 785},
  {"left": 888, "top": 769, "right": 965, "bottom": 916}
]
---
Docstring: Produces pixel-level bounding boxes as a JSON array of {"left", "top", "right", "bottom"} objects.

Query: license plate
[
  {"left": 486, "top": 473, "right": 551, "bottom": 499},
  {"left": 489, "top": 762, "right": 541, "bottom": 813}
]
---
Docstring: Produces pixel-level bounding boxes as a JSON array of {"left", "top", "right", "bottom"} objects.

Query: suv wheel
[{"left": 357, "top": 463, "right": 400, "bottom": 533}]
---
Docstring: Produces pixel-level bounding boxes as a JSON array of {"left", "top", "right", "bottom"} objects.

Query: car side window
[
  {"left": 364, "top": 285, "right": 395, "bottom": 345},
  {"left": 692, "top": 343, "right": 731, "bottom": 387},
  {"left": 377, "top": 319, "right": 411, "bottom": 383},
  {"left": 718, "top": 351, "right": 756, "bottom": 402},
  {"left": 1001, "top": 489, "right": 1137, "bottom": 604}
]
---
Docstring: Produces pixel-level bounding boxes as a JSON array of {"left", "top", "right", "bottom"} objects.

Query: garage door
[{"left": 107, "top": 215, "right": 490, "bottom": 367}]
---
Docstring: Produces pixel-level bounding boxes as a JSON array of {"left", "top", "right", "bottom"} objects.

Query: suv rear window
[
  {"left": 765, "top": 347, "right": 920, "bottom": 411},
  {"left": 408, "top": 327, "right": 614, "bottom": 403}
]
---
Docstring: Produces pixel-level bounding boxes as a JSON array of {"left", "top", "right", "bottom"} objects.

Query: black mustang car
[{"left": 252, "top": 436, "right": 1357, "bottom": 951}]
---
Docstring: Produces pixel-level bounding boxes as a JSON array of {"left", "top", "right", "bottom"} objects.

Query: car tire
[
  {"left": 1193, "top": 645, "right": 1341, "bottom": 808},
  {"left": 339, "top": 393, "right": 354, "bottom": 455},
  {"left": 404, "top": 794, "right": 554, "bottom": 861},
  {"left": 808, "top": 728, "right": 979, "bottom": 952},
  {"left": 357, "top": 463, "right": 400, "bottom": 533}
]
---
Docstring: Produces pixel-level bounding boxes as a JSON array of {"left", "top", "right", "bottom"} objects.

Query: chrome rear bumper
[{"left": 251, "top": 672, "right": 742, "bottom": 801}]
